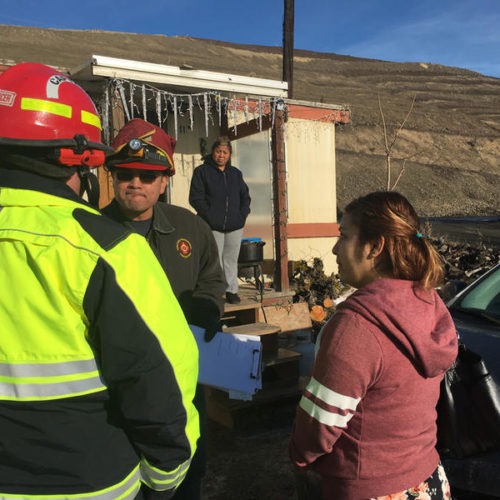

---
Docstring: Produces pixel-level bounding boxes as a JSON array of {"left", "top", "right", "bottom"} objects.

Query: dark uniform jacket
[
  {"left": 0, "top": 168, "right": 199, "bottom": 499},
  {"left": 189, "top": 158, "right": 251, "bottom": 233},
  {"left": 102, "top": 199, "right": 225, "bottom": 495},
  {"left": 102, "top": 200, "right": 225, "bottom": 327}
]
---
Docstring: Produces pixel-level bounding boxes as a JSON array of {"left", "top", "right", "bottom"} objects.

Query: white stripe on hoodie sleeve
[{"left": 299, "top": 376, "right": 360, "bottom": 427}]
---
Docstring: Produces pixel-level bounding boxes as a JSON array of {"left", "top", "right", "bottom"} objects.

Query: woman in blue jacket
[{"left": 189, "top": 136, "right": 251, "bottom": 304}]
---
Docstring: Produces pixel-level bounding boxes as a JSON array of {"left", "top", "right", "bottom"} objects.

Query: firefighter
[
  {"left": 0, "top": 62, "right": 199, "bottom": 499},
  {"left": 103, "top": 118, "right": 225, "bottom": 500}
]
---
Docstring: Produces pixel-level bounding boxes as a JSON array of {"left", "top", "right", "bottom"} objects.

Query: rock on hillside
[{"left": 1, "top": 24, "right": 499, "bottom": 215}]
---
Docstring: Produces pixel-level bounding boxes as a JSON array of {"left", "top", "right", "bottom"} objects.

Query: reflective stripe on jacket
[
  {"left": 0, "top": 466, "right": 141, "bottom": 499},
  {"left": 0, "top": 169, "right": 199, "bottom": 497}
]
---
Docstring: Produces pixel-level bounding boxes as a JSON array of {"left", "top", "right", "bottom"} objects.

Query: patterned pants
[{"left": 370, "top": 463, "right": 451, "bottom": 500}]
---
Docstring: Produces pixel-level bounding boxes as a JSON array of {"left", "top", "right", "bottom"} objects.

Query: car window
[{"left": 458, "top": 267, "right": 500, "bottom": 317}]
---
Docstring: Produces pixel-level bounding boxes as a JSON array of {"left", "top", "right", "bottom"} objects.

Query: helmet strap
[
  {"left": 78, "top": 166, "right": 100, "bottom": 208},
  {"left": 73, "top": 134, "right": 89, "bottom": 154}
]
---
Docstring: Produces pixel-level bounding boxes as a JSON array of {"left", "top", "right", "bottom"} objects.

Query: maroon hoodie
[{"left": 289, "top": 279, "right": 458, "bottom": 499}]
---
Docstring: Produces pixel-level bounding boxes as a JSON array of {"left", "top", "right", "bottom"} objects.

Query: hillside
[{"left": 1, "top": 24, "right": 499, "bottom": 216}]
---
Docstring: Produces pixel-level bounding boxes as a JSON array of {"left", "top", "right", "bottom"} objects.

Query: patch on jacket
[{"left": 176, "top": 238, "right": 192, "bottom": 258}]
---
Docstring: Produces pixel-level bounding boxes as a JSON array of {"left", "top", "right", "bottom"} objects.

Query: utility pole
[
  {"left": 270, "top": 1, "right": 294, "bottom": 292},
  {"left": 282, "top": 0, "right": 294, "bottom": 98},
  {"left": 271, "top": 99, "right": 288, "bottom": 293}
]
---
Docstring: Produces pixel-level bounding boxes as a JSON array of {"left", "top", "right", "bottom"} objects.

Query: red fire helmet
[{"left": 0, "top": 62, "right": 108, "bottom": 152}]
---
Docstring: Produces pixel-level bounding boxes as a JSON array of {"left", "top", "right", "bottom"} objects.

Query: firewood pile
[
  {"left": 291, "top": 238, "right": 500, "bottom": 334},
  {"left": 431, "top": 237, "right": 500, "bottom": 283},
  {"left": 290, "top": 258, "right": 350, "bottom": 335}
]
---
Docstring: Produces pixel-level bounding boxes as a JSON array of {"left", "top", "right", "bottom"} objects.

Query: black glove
[{"left": 189, "top": 297, "right": 222, "bottom": 342}]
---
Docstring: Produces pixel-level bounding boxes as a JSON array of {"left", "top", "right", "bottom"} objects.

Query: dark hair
[
  {"left": 344, "top": 191, "right": 444, "bottom": 289},
  {"left": 211, "top": 136, "right": 232, "bottom": 154}
]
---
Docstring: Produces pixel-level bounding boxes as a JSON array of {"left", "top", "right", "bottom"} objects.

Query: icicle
[
  {"left": 129, "top": 82, "right": 134, "bottom": 118},
  {"left": 271, "top": 98, "right": 277, "bottom": 129},
  {"left": 103, "top": 84, "right": 110, "bottom": 145},
  {"left": 162, "top": 93, "right": 169, "bottom": 124},
  {"left": 194, "top": 95, "right": 201, "bottom": 111},
  {"left": 217, "top": 94, "right": 222, "bottom": 127},
  {"left": 188, "top": 95, "right": 194, "bottom": 130},
  {"left": 116, "top": 81, "right": 130, "bottom": 121},
  {"left": 206, "top": 94, "right": 215, "bottom": 128},
  {"left": 232, "top": 96, "right": 237, "bottom": 135},
  {"left": 173, "top": 96, "right": 178, "bottom": 140},
  {"left": 245, "top": 96, "right": 249, "bottom": 123},
  {"left": 175, "top": 97, "right": 181, "bottom": 118},
  {"left": 258, "top": 97, "right": 262, "bottom": 131},
  {"left": 156, "top": 90, "right": 162, "bottom": 126},
  {"left": 142, "top": 84, "right": 147, "bottom": 121},
  {"left": 203, "top": 93, "right": 209, "bottom": 136}
]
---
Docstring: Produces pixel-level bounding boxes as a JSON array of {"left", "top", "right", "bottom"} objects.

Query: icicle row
[{"left": 106, "top": 78, "right": 283, "bottom": 136}]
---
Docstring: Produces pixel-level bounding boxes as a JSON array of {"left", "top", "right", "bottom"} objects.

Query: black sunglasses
[{"left": 114, "top": 170, "right": 164, "bottom": 183}]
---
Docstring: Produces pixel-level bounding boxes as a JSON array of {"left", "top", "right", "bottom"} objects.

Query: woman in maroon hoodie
[{"left": 289, "top": 191, "right": 458, "bottom": 500}]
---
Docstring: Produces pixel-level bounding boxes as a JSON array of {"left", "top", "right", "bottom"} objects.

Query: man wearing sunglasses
[{"left": 103, "top": 118, "right": 224, "bottom": 500}]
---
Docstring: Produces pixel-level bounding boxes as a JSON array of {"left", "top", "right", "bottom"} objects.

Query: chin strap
[
  {"left": 70, "top": 135, "right": 102, "bottom": 208},
  {"left": 77, "top": 166, "right": 100, "bottom": 208}
]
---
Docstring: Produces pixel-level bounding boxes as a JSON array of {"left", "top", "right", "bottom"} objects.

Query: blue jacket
[{"left": 189, "top": 158, "right": 251, "bottom": 233}]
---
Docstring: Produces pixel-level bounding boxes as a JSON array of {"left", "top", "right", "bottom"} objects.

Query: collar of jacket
[
  {"left": 104, "top": 199, "right": 175, "bottom": 236},
  {"left": 204, "top": 156, "right": 233, "bottom": 171},
  {"left": 150, "top": 203, "right": 175, "bottom": 235},
  {"left": 0, "top": 167, "right": 84, "bottom": 205}
]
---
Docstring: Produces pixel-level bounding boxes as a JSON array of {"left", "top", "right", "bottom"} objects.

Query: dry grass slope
[{"left": 1, "top": 24, "right": 499, "bottom": 215}]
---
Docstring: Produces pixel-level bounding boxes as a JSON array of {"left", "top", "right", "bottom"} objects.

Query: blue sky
[{"left": 2, "top": 0, "right": 499, "bottom": 78}]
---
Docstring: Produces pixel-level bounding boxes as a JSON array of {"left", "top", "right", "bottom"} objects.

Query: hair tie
[{"left": 416, "top": 232, "right": 423, "bottom": 239}]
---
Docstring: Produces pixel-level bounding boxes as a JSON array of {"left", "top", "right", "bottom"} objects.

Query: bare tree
[{"left": 378, "top": 95, "right": 416, "bottom": 190}]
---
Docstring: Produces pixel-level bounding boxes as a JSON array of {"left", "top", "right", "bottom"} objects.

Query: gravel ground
[
  {"left": 201, "top": 399, "right": 298, "bottom": 500},
  {"left": 200, "top": 397, "right": 499, "bottom": 500}
]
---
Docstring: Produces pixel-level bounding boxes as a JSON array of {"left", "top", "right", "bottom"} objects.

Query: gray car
[{"left": 443, "top": 263, "right": 500, "bottom": 498}]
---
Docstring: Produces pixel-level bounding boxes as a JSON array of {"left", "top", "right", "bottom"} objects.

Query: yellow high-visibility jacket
[{"left": 0, "top": 168, "right": 199, "bottom": 499}]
